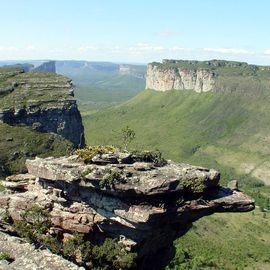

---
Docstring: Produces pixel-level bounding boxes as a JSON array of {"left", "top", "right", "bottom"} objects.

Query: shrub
[
  {"left": 21, "top": 206, "right": 51, "bottom": 235},
  {"left": 13, "top": 206, "right": 51, "bottom": 243},
  {"left": 63, "top": 233, "right": 87, "bottom": 259},
  {"left": 42, "top": 235, "right": 62, "bottom": 254},
  {"left": 121, "top": 126, "right": 135, "bottom": 151},
  {"left": 0, "top": 209, "right": 11, "bottom": 223},
  {"left": 181, "top": 177, "right": 206, "bottom": 193},
  {"left": 131, "top": 149, "right": 167, "bottom": 166},
  {"left": 0, "top": 252, "right": 13, "bottom": 262},
  {"left": 100, "top": 169, "right": 123, "bottom": 189},
  {"left": 92, "top": 238, "right": 137, "bottom": 269},
  {"left": 75, "top": 145, "right": 117, "bottom": 164}
]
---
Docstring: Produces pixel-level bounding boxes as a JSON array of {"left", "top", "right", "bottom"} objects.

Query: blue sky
[{"left": 1, "top": 0, "right": 270, "bottom": 64}]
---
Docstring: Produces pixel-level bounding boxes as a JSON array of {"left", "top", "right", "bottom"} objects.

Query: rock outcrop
[
  {"left": 0, "top": 67, "right": 85, "bottom": 147},
  {"left": 0, "top": 231, "right": 82, "bottom": 270},
  {"left": 146, "top": 63, "right": 215, "bottom": 92},
  {"left": 146, "top": 59, "right": 266, "bottom": 93},
  {"left": 0, "top": 150, "right": 255, "bottom": 269}
]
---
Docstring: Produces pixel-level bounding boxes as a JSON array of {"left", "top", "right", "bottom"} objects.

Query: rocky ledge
[
  {"left": 0, "top": 148, "right": 255, "bottom": 269},
  {"left": 0, "top": 67, "right": 85, "bottom": 147}
]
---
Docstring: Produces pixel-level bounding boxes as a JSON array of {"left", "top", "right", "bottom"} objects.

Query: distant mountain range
[{"left": 0, "top": 60, "right": 147, "bottom": 112}]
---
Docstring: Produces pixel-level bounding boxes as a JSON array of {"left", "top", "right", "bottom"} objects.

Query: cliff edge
[
  {"left": 0, "top": 67, "right": 85, "bottom": 175},
  {"left": 0, "top": 148, "right": 255, "bottom": 269},
  {"left": 146, "top": 59, "right": 269, "bottom": 93},
  {"left": 0, "top": 67, "right": 84, "bottom": 147}
]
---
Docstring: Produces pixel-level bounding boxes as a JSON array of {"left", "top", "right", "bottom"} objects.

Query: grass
[
  {"left": 0, "top": 123, "right": 74, "bottom": 176},
  {"left": 151, "top": 60, "right": 262, "bottom": 77},
  {"left": 167, "top": 209, "right": 270, "bottom": 270},
  {"left": 0, "top": 68, "right": 73, "bottom": 109},
  {"left": 56, "top": 61, "right": 146, "bottom": 113},
  {"left": 84, "top": 89, "right": 270, "bottom": 185},
  {"left": 82, "top": 88, "right": 270, "bottom": 269}
]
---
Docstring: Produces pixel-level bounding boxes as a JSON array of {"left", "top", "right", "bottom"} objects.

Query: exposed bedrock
[
  {"left": 0, "top": 152, "right": 254, "bottom": 269},
  {"left": 0, "top": 67, "right": 85, "bottom": 147}
]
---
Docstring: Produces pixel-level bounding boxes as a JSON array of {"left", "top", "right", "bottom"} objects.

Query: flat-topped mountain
[
  {"left": 0, "top": 67, "right": 85, "bottom": 175},
  {"left": 146, "top": 59, "right": 270, "bottom": 93}
]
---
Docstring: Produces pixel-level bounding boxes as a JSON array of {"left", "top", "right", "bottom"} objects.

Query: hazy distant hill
[
  {"left": 84, "top": 60, "right": 270, "bottom": 189},
  {"left": 56, "top": 60, "right": 146, "bottom": 112},
  {"left": 0, "top": 60, "right": 147, "bottom": 112}
]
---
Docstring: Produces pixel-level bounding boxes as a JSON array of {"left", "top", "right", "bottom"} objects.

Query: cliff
[
  {"left": 0, "top": 148, "right": 254, "bottom": 269},
  {"left": 146, "top": 59, "right": 269, "bottom": 93},
  {"left": 0, "top": 67, "right": 85, "bottom": 175},
  {"left": 0, "top": 67, "right": 84, "bottom": 147}
]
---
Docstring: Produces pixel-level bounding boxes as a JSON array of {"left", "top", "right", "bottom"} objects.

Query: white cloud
[
  {"left": 171, "top": 47, "right": 194, "bottom": 52},
  {"left": 128, "top": 43, "right": 165, "bottom": 52},
  {"left": 0, "top": 43, "right": 266, "bottom": 64},
  {"left": 0, "top": 46, "right": 19, "bottom": 52},
  {"left": 203, "top": 48, "right": 254, "bottom": 55},
  {"left": 78, "top": 45, "right": 98, "bottom": 52},
  {"left": 25, "top": 45, "right": 36, "bottom": 51}
]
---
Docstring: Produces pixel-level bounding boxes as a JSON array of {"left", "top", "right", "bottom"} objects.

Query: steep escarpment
[
  {"left": 0, "top": 67, "right": 84, "bottom": 147},
  {"left": 0, "top": 148, "right": 254, "bottom": 269},
  {"left": 146, "top": 59, "right": 269, "bottom": 93},
  {"left": 0, "top": 67, "right": 85, "bottom": 175}
]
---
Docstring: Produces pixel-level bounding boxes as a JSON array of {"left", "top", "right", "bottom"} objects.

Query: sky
[{"left": 1, "top": 0, "right": 270, "bottom": 64}]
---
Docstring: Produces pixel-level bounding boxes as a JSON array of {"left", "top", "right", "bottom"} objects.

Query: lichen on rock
[{"left": 0, "top": 149, "right": 255, "bottom": 269}]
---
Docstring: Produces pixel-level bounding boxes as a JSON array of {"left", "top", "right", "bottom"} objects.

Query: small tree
[{"left": 121, "top": 126, "right": 135, "bottom": 151}]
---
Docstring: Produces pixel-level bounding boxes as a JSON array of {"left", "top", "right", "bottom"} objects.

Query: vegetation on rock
[
  {"left": 181, "top": 177, "right": 206, "bottom": 193},
  {"left": 131, "top": 149, "right": 167, "bottom": 166},
  {"left": 13, "top": 206, "right": 51, "bottom": 243},
  {"left": 8, "top": 206, "right": 137, "bottom": 269},
  {"left": 0, "top": 123, "right": 74, "bottom": 176},
  {"left": 0, "top": 251, "right": 13, "bottom": 262},
  {"left": 100, "top": 169, "right": 123, "bottom": 188},
  {"left": 75, "top": 145, "right": 117, "bottom": 163}
]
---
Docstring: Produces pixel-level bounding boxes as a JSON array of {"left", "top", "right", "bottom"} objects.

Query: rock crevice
[{"left": 0, "top": 151, "right": 255, "bottom": 269}]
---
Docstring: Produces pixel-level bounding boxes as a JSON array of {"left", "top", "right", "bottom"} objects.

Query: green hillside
[
  {"left": 84, "top": 89, "right": 270, "bottom": 183},
  {"left": 167, "top": 209, "right": 270, "bottom": 270},
  {"left": 83, "top": 88, "right": 270, "bottom": 269},
  {"left": 0, "top": 123, "right": 74, "bottom": 176},
  {"left": 56, "top": 61, "right": 146, "bottom": 113}
]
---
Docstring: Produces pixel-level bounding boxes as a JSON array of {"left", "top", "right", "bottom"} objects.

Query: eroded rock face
[
  {"left": 145, "top": 59, "right": 266, "bottom": 93},
  {"left": 0, "top": 67, "right": 85, "bottom": 147},
  {"left": 0, "top": 231, "right": 83, "bottom": 270},
  {"left": 0, "top": 152, "right": 255, "bottom": 270},
  {"left": 146, "top": 64, "right": 216, "bottom": 92}
]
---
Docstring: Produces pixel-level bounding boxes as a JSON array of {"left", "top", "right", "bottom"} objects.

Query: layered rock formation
[
  {"left": 0, "top": 67, "right": 85, "bottom": 147},
  {"left": 146, "top": 59, "right": 265, "bottom": 93},
  {"left": 146, "top": 63, "right": 215, "bottom": 92},
  {"left": 0, "top": 150, "right": 255, "bottom": 269},
  {"left": 0, "top": 231, "right": 82, "bottom": 270}
]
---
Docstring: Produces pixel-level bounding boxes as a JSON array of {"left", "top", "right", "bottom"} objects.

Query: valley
[
  {"left": 0, "top": 59, "right": 270, "bottom": 269},
  {"left": 81, "top": 60, "right": 270, "bottom": 269}
]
